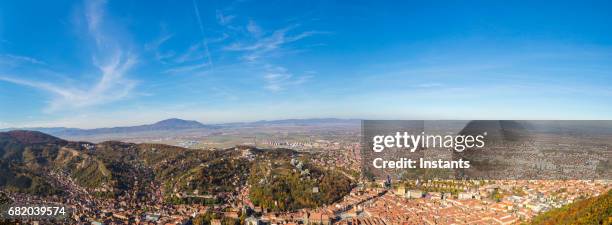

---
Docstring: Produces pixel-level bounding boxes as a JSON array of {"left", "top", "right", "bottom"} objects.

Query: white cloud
[
  {"left": 216, "top": 10, "right": 235, "bottom": 25},
  {"left": 154, "top": 50, "right": 176, "bottom": 63},
  {"left": 0, "top": 54, "right": 46, "bottom": 65},
  {"left": 221, "top": 21, "right": 320, "bottom": 91},
  {"left": 0, "top": 76, "right": 76, "bottom": 100},
  {"left": 263, "top": 65, "right": 311, "bottom": 92},
  {"left": 164, "top": 62, "right": 210, "bottom": 74},
  {"left": 144, "top": 26, "right": 177, "bottom": 63},
  {"left": 415, "top": 83, "right": 443, "bottom": 88},
  {"left": 145, "top": 33, "right": 173, "bottom": 51},
  {"left": 148, "top": 32, "right": 226, "bottom": 71},
  {"left": 174, "top": 43, "right": 207, "bottom": 63},
  {"left": 224, "top": 24, "right": 319, "bottom": 61},
  {"left": 0, "top": 0, "right": 137, "bottom": 112},
  {"left": 192, "top": 0, "right": 214, "bottom": 67},
  {"left": 85, "top": 0, "right": 107, "bottom": 48},
  {"left": 0, "top": 53, "right": 137, "bottom": 112},
  {"left": 246, "top": 20, "right": 262, "bottom": 37}
]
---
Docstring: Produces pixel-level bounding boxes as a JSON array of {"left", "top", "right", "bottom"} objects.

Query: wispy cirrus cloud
[
  {"left": 146, "top": 28, "right": 228, "bottom": 72},
  {"left": 216, "top": 20, "right": 322, "bottom": 92},
  {"left": 174, "top": 43, "right": 208, "bottom": 63},
  {"left": 263, "top": 65, "right": 312, "bottom": 92},
  {"left": 0, "top": 0, "right": 137, "bottom": 112},
  {"left": 150, "top": 9, "right": 321, "bottom": 91},
  {"left": 164, "top": 62, "right": 210, "bottom": 74},
  {"left": 415, "top": 83, "right": 444, "bottom": 88},
  {"left": 192, "top": 0, "right": 214, "bottom": 67},
  {"left": 85, "top": 0, "right": 108, "bottom": 48},
  {"left": 0, "top": 62, "right": 135, "bottom": 112},
  {"left": 225, "top": 24, "right": 321, "bottom": 61},
  {"left": 160, "top": 42, "right": 214, "bottom": 74},
  {"left": 145, "top": 33, "right": 175, "bottom": 62},
  {"left": 145, "top": 33, "right": 173, "bottom": 51},
  {"left": 246, "top": 20, "right": 262, "bottom": 37},
  {"left": 150, "top": 0, "right": 219, "bottom": 75},
  {"left": 216, "top": 10, "right": 236, "bottom": 26},
  {"left": 0, "top": 54, "right": 46, "bottom": 65}
]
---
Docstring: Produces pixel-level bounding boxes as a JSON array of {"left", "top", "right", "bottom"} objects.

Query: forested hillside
[{"left": 530, "top": 189, "right": 611, "bottom": 225}]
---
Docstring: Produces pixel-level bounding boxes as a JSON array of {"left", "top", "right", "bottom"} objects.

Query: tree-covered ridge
[
  {"left": 0, "top": 131, "right": 355, "bottom": 213},
  {"left": 529, "top": 189, "right": 612, "bottom": 225},
  {"left": 0, "top": 131, "right": 248, "bottom": 198},
  {"left": 0, "top": 131, "right": 108, "bottom": 195},
  {"left": 248, "top": 149, "right": 354, "bottom": 212}
]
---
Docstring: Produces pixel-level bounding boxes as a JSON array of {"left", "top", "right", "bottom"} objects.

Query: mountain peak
[{"left": 151, "top": 118, "right": 205, "bottom": 129}]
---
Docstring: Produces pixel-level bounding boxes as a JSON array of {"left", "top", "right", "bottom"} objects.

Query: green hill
[
  {"left": 0, "top": 131, "right": 116, "bottom": 194},
  {"left": 530, "top": 189, "right": 612, "bottom": 225},
  {"left": 0, "top": 131, "right": 355, "bottom": 210},
  {"left": 248, "top": 149, "right": 354, "bottom": 212}
]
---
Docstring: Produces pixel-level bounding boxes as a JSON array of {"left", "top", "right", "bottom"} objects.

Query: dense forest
[{"left": 248, "top": 150, "right": 354, "bottom": 212}]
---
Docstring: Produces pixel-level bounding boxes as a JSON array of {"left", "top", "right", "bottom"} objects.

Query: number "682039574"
[{"left": 7, "top": 206, "right": 66, "bottom": 216}]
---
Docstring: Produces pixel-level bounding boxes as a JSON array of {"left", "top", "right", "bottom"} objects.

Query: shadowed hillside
[{"left": 458, "top": 120, "right": 530, "bottom": 143}]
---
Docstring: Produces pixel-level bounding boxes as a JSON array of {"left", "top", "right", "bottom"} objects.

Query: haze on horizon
[{"left": 1, "top": 0, "right": 612, "bottom": 129}]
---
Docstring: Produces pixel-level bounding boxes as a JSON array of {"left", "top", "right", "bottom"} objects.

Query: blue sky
[{"left": 1, "top": 0, "right": 611, "bottom": 128}]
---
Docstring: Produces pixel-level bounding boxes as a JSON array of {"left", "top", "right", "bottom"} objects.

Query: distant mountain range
[
  {"left": 222, "top": 118, "right": 361, "bottom": 127},
  {"left": 5, "top": 119, "right": 608, "bottom": 143},
  {"left": 0, "top": 118, "right": 361, "bottom": 139},
  {"left": 0, "top": 118, "right": 212, "bottom": 137}
]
